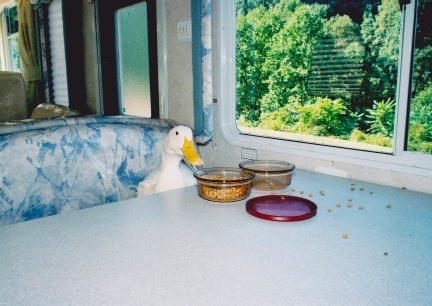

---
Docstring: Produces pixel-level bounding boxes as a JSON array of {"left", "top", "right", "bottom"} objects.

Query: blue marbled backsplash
[{"left": 0, "top": 116, "right": 172, "bottom": 226}]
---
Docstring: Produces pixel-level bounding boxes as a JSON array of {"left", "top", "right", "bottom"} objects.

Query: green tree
[
  {"left": 236, "top": 0, "right": 281, "bottom": 15},
  {"left": 236, "top": 5, "right": 286, "bottom": 122},
  {"left": 413, "top": 45, "right": 432, "bottom": 95},
  {"left": 294, "top": 97, "right": 360, "bottom": 136},
  {"left": 361, "top": 0, "right": 400, "bottom": 110},
  {"left": 365, "top": 98, "right": 396, "bottom": 136},
  {"left": 408, "top": 0, "right": 432, "bottom": 153},
  {"left": 326, "top": 14, "right": 361, "bottom": 38},
  {"left": 415, "top": 0, "right": 432, "bottom": 49},
  {"left": 260, "top": 4, "right": 327, "bottom": 113},
  {"left": 307, "top": 14, "right": 364, "bottom": 104},
  {"left": 300, "top": 0, "right": 382, "bottom": 24},
  {"left": 408, "top": 84, "right": 432, "bottom": 153}
]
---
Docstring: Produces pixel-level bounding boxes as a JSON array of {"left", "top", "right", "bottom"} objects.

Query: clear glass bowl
[
  {"left": 239, "top": 160, "right": 295, "bottom": 191},
  {"left": 194, "top": 167, "right": 255, "bottom": 202}
]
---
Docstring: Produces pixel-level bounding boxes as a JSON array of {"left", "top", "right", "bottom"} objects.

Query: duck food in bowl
[
  {"left": 194, "top": 167, "right": 255, "bottom": 202},
  {"left": 239, "top": 160, "right": 295, "bottom": 191}
]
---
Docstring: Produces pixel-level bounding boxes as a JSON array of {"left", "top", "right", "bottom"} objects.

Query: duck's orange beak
[{"left": 181, "top": 137, "right": 204, "bottom": 166}]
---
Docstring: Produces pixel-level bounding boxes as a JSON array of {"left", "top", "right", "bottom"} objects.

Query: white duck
[{"left": 136, "top": 125, "right": 204, "bottom": 196}]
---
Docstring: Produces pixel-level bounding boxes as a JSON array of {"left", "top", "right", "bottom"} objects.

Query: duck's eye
[{"left": 176, "top": 131, "right": 179, "bottom": 135}]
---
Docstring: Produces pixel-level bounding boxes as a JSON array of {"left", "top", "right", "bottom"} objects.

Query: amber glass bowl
[
  {"left": 239, "top": 160, "right": 295, "bottom": 191},
  {"left": 194, "top": 167, "right": 255, "bottom": 202}
]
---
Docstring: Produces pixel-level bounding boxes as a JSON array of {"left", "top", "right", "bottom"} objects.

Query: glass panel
[
  {"left": 407, "top": 0, "right": 432, "bottom": 154},
  {"left": 115, "top": 2, "right": 151, "bottom": 117},
  {"left": 9, "top": 36, "right": 20, "bottom": 72},
  {"left": 235, "top": 0, "right": 401, "bottom": 153},
  {"left": 4, "top": 6, "right": 20, "bottom": 72},
  {"left": 6, "top": 6, "right": 19, "bottom": 35}
]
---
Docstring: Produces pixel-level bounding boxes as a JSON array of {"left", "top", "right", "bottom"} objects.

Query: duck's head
[{"left": 164, "top": 126, "right": 204, "bottom": 166}]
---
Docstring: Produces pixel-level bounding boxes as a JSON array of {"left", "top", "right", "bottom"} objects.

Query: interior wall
[
  {"left": 81, "top": 0, "right": 431, "bottom": 194},
  {"left": 166, "top": 0, "right": 194, "bottom": 128}
]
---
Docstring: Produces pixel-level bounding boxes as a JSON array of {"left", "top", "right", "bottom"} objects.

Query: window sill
[{"left": 220, "top": 119, "right": 432, "bottom": 179}]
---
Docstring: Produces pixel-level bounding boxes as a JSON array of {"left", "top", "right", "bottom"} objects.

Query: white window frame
[{"left": 218, "top": 0, "right": 432, "bottom": 178}]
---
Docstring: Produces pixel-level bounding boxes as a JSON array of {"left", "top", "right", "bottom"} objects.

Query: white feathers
[{"left": 136, "top": 126, "right": 203, "bottom": 197}]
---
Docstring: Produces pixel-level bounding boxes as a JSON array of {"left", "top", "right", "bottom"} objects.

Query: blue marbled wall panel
[{"left": 0, "top": 116, "right": 172, "bottom": 226}]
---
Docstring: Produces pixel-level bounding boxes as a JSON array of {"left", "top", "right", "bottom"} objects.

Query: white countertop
[{"left": 1, "top": 170, "right": 432, "bottom": 305}]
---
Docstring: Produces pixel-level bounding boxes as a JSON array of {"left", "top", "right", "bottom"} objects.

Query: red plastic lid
[{"left": 246, "top": 195, "right": 317, "bottom": 222}]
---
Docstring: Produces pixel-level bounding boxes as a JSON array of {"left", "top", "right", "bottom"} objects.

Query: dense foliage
[{"left": 236, "top": 0, "right": 432, "bottom": 153}]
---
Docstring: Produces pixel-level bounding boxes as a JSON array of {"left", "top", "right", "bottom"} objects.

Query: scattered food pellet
[
  {"left": 360, "top": 187, "right": 364, "bottom": 190},
  {"left": 347, "top": 203, "right": 352, "bottom": 207},
  {"left": 342, "top": 234, "right": 348, "bottom": 239},
  {"left": 402, "top": 186, "right": 407, "bottom": 190},
  {"left": 291, "top": 188, "right": 295, "bottom": 191},
  {"left": 320, "top": 190, "right": 325, "bottom": 195},
  {"left": 358, "top": 206, "right": 363, "bottom": 210},
  {"left": 281, "top": 197, "right": 285, "bottom": 199},
  {"left": 369, "top": 191, "right": 373, "bottom": 194},
  {"left": 300, "top": 191, "right": 304, "bottom": 194},
  {"left": 350, "top": 187, "right": 355, "bottom": 191},
  {"left": 270, "top": 191, "right": 275, "bottom": 194},
  {"left": 384, "top": 252, "right": 388, "bottom": 256},
  {"left": 308, "top": 193, "right": 313, "bottom": 197},
  {"left": 351, "top": 182, "right": 355, "bottom": 185},
  {"left": 348, "top": 198, "right": 352, "bottom": 202},
  {"left": 387, "top": 204, "right": 391, "bottom": 208},
  {"left": 336, "top": 203, "right": 341, "bottom": 207},
  {"left": 327, "top": 208, "right": 332, "bottom": 212}
]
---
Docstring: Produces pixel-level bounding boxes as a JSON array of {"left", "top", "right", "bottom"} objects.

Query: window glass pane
[
  {"left": 4, "top": 6, "right": 20, "bottom": 72},
  {"left": 115, "top": 2, "right": 151, "bottom": 118},
  {"left": 235, "top": 0, "right": 400, "bottom": 153},
  {"left": 407, "top": 0, "right": 432, "bottom": 154},
  {"left": 9, "top": 36, "right": 20, "bottom": 72},
  {"left": 6, "top": 6, "right": 19, "bottom": 35},
  {"left": 48, "top": 0, "right": 69, "bottom": 106}
]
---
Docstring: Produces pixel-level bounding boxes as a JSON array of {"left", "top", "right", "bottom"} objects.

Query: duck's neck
[
  {"left": 160, "top": 152, "right": 182, "bottom": 171},
  {"left": 155, "top": 152, "right": 185, "bottom": 193}
]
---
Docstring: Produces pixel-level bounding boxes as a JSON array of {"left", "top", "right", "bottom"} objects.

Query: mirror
[
  {"left": 116, "top": 2, "right": 151, "bottom": 117},
  {"left": 0, "top": 0, "right": 85, "bottom": 124},
  {"left": 96, "top": 0, "right": 160, "bottom": 118},
  {"left": 0, "top": 0, "right": 159, "bottom": 126}
]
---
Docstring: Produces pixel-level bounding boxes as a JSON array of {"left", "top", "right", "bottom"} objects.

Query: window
[
  {"left": 96, "top": 0, "right": 160, "bottom": 118},
  {"left": 48, "top": 0, "right": 69, "bottom": 106},
  {"left": 115, "top": 2, "right": 151, "bottom": 117},
  {"left": 407, "top": 0, "right": 432, "bottom": 154},
  {"left": 3, "top": 4, "right": 20, "bottom": 72},
  {"left": 219, "top": 0, "right": 432, "bottom": 175}
]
